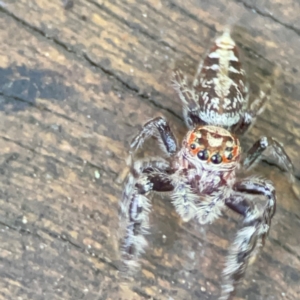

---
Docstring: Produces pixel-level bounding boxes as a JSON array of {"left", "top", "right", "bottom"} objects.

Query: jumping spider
[{"left": 119, "top": 30, "right": 295, "bottom": 299}]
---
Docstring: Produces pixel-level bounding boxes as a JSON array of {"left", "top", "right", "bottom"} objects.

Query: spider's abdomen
[{"left": 193, "top": 30, "right": 248, "bottom": 129}]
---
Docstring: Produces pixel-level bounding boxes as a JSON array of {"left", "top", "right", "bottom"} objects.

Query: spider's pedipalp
[
  {"left": 221, "top": 177, "right": 276, "bottom": 300},
  {"left": 130, "top": 116, "right": 177, "bottom": 157},
  {"left": 171, "top": 176, "right": 198, "bottom": 222}
]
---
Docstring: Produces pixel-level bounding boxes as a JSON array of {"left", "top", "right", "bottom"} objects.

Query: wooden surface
[{"left": 0, "top": 0, "right": 299, "bottom": 299}]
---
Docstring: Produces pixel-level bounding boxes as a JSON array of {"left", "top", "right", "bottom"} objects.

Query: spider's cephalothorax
[
  {"left": 185, "top": 125, "right": 241, "bottom": 170},
  {"left": 119, "top": 30, "right": 295, "bottom": 299}
]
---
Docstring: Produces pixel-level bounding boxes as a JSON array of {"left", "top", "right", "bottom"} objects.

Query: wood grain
[{"left": 0, "top": 0, "right": 299, "bottom": 299}]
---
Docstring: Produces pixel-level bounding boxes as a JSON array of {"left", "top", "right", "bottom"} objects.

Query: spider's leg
[
  {"left": 233, "top": 84, "right": 271, "bottom": 135},
  {"left": 192, "top": 56, "right": 205, "bottom": 87},
  {"left": 172, "top": 69, "right": 203, "bottom": 128},
  {"left": 242, "top": 136, "right": 295, "bottom": 185},
  {"left": 220, "top": 177, "right": 276, "bottom": 300},
  {"left": 119, "top": 158, "right": 174, "bottom": 273},
  {"left": 130, "top": 117, "right": 177, "bottom": 157}
]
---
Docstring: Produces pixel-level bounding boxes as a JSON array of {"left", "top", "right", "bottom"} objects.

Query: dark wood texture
[{"left": 0, "top": 0, "right": 299, "bottom": 299}]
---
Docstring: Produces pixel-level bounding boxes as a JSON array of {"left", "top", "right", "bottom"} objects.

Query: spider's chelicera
[{"left": 119, "top": 30, "right": 295, "bottom": 299}]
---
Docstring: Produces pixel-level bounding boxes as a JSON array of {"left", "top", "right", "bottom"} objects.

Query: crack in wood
[
  {"left": 236, "top": 0, "right": 300, "bottom": 36},
  {"left": 0, "top": 134, "right": 118, "bottom": 178},
  {"left": 0, "top": 7, "right": 183, "bottom": 122},
  {"left": 0, "top": 218, "right": 118, "bottom": 271}
]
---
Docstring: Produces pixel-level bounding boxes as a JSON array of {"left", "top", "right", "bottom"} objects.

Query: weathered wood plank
[
  {"left": 2, "top": 0, "right": 300, "bottom": 170},
  {"left": 0, "top": 0, "right": 299, "bottom": 299}
]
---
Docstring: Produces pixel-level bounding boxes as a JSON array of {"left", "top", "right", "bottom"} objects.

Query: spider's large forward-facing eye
[
  {"left": 211, "top": 153, "right": 222, "bottom": 164},
  {"left": 197, "top": 149, "right": 209, "bottom": 160}
]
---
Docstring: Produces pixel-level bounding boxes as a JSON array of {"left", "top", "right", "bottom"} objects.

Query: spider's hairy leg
[
  {"left": 220, "top": 177, "right": 276, "bottom": 300},
  {"left": 172, "top": 69, "right": 202, "bottom": 128},
  {"left": 242, "top": 136, "right": 296, "bottom": 187},
  {"left": 130, "top": 117, "right": 177, "bottom": 157},
  {"left": 192, "top": 56, "right": 205, "bottom": 87},
  {"left": 249, "top": 85, "right": 271, "bottom": 116},
  {"left": 234, "top": 84, "right": 271, "bottom": 135},
  {"left": 119, "top": 158, "right": 174, "bottom": 273}
]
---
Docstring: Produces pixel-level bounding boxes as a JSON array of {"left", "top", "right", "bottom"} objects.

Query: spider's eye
[
  {"left": 197, "top": 149, "right": 209, "bottom": 160},
  {"left": 227, "top": 153, "right": 233, "bottom": 160},
  {"left": 190, "top": 143, "right": 196, "bottom": 150},
  {"left": 211, "top": 153, "right": 222, "bottom": 164}
]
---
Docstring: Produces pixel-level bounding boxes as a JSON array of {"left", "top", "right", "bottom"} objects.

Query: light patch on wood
[
  {"left": 92, "top": 13, "right": 107, "bottom": 26},
  {"left": 142, "top": 269, "right": 155, "bottom": 279}
]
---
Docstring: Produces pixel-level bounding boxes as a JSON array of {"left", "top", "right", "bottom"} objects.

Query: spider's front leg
[
  {"left": 130, "top": 116, "right": 177, "bottom": 157},
  {"left": 220, "top": 177, "right": 276, "bottom": 300},
  {"left": 242, "top": 136, "right": 296, "bottom": 186},
  {"left": 119, "top": 158, "right": 174, "bottom": 273}
]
